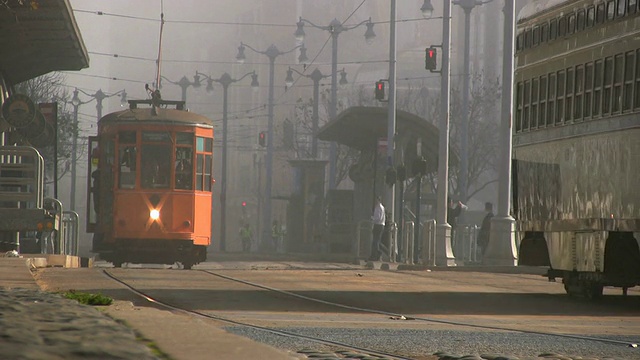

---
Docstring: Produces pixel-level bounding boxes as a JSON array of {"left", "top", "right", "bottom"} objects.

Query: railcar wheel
[
  {"left": 582, "top": 282, "right": 603, "bottom": 299},
  {"left": 182, "top": 262, "right": 193, "bottom": 270},
  {"left": 112, "top": 261, "right": 123, "bottom": 268}
]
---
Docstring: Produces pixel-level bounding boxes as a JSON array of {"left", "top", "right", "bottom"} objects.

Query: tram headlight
[{"left": 150, "top": 209, "right": 160, "bottom": 221}]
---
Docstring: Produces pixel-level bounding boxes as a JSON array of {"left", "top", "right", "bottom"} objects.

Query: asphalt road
[{"left": 35, "top": 260, "right": 640, "bottom": 360}]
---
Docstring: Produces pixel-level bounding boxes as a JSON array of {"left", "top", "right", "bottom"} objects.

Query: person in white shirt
[{"left": 368, "top": 196, "right": 386, "bottom": 261}]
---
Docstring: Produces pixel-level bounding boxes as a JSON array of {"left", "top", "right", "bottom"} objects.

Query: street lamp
[
  {"left": 69, "top": 88, "right": 127, "bottom": 212},
  {"left": 285, "top": 67, "right": 347, "bottom": 158},
  {"left": 422, "top": 0, "right": 456, "bottom": 266},
  {"left": 452, "top": 0, "right": 494, "bottom": 203},
  {"left": 294, "top": 16, "right": 375, "bottom": 189},
  {"left": 194, "top": 70, "right": 259, "bottom": 253},
  {"left": 235, "top": 41, "right": 306, "bottom": 251},
  {"left": 159, "top": 74, "right": 201, "bottom": 105}
]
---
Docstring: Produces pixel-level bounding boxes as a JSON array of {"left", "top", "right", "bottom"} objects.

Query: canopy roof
[
  {"left": 317, "top": 106, "right": 440, "bottom": 155},
  {"left": 0, "top": 0, "right": 89, "bottom": 85}
]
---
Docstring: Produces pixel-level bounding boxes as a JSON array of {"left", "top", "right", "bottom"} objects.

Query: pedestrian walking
[
  {"left": 368, "top": 196, "right": 385, "bottom": 261},
  {"left": 239, "top": 223, "right": 253, "bottom": 253},
  {"left": 478, "top": 202, "right": 494, "bottom": 257},
  {"left": 447, "top": 197, "right": 467, "bottom": 254}
]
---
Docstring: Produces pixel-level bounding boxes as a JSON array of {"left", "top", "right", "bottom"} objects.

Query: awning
[
  {"left": 317, "top": 106, "right": 440, "bottom": 153},
  {"left": 0, "top": 0, "right": 89, "bottom": 85}
]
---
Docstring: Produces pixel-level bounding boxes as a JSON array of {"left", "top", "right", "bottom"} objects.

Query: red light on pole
[{"left": 425, "top": 47, "right": 437, "bottom": 70}]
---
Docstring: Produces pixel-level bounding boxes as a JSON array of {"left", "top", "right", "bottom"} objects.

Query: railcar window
[
  {"left": 556, "top": 70, "right": 565, "bottom": 124},
  {"left": 596, "top": 3, "right": 606, "bottom": 23},
  {"left": 603, "top": 57, "right": 614, "bottom": 114},
  {"left": 607, "top": 0, "right": 616, "bottom": 20},
  {"left": 558, "top": 16, "right": 567, "bottom": 37},
  {"left": 175, "top": 146, "right": 193, "bottom": 190},
  {"left": 594, "top": 60, "right": 604, "bottom": 116},
  {"left": 577, "top": 10, "right": 585, "bottom": 31},
  {"left": 531, "top": 78, "right": 539, "bottom": 128},
  {"left": 548, "top": 73, "right": 556, "bottom": 126},
  {"left": 586, "top": 6, "right": 596, "bottom": 27},
  {"left": 516, "top": 82, "right": 523, "bottom": 132},
  {"left": 176, "top": 132, "right": 194, "bottom": 145},
  {"left": 119, "top": 131, "right": 136, "bottom": 144},
  {"left": 549, "top": 19, "right": 558, "bottom": 40},
  {"left": 636, "top": 49, "right": 640, "bottom": 109},
  {"left": 613, "top": 54, "right": 624, "bottom": 112},
  {"left": 523, "top": 80, "right": 531, "bottom": 130},
  {"left": 539, "top": 75, "right": 548, "bottom": 127},
  {"left": 142, "top": 131, "right": 171, "bottom": 143},
  {"left": 532, "top": 26, "right": 540, "bottom": 47},
  {"left": 141, "top": 144, "right": 171, "bottom": 189},
  {"left": 118, "top": 146, "right": 137, "bottom": 189},
  {"left": 618, "top": 0, "right": 627, "bottom": 16},
  {"left": 624, "top": 51, "right": 635, "bottom": 111},
  {"left": 629, "top": 0, "right": 637, "bottom": 14},
  {"left": 565, "top": 67, "right": 574, "bottom": 122},
  {"left": 540, "top": 23, "right": 548, "bottom": 43},
  {"left": 584, "top": 62, "right": 594, "bottom": 117},
  {"left": 567, "top": 13, "right": 576, "bottom": 34},
  {"left": 195, "top": 136, "right": 213, "bottom": 192},
  {"left": 574, "top": 65, "right": 584, "bottom": 120}
]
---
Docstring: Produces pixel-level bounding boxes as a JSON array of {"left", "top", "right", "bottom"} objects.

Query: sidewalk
[{"left": 0, "top": 255, "right": 301, "bottom": 360}]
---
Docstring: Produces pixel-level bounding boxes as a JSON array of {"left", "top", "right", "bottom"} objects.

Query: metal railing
[
  {"left": 453, "top": 224, "right": 479, "bottom": 264},
  {"left": 421, "top": 219, "right": 437, "bottom": 266}
]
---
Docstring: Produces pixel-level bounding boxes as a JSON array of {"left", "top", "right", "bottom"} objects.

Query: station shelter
[{"left": 302, "top": 106, "right": 448, "bottom": 256}]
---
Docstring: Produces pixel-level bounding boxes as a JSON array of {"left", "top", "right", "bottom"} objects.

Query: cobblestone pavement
[{"left": 0, "top": 288, "right": 158, "bottom": 360}]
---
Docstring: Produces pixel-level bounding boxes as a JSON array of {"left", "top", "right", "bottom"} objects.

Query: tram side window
[
  {"left": 636, "top": 49, "right": 640, "bottom": 109},
  {"left": 603, "top": 56, "right": 614, "bottom": 114},
  {"left": 607, "top": 0, "right": 616, "bottom": 20},
  {"left": 175, "top": 147, "right": 193, "bottom": 190},
  {"left": 195, "top": 137, "right": 212, "bottom": 191},
  {"left": 586, "top": 6, "right": 596, "bottom": 27},
  {"left": 574, "top": 65, "right": 584, "bottom": 120},
  {"left": 547, "top": 73, "right": 556, "bottom": 126},
  {"left": 539, "top": 76, "right": 547, "bottom": 127},
  {"left": 618, "top": 0, "right": 627, "bottom": 17},
  {"left": 549, "top": 19, "right": 557, "bottom": 41},
  {"left": 624, "top": 51, "right": 635, "bottom": 111},
  {"left": 613, "top": 54, "right": 624, "bottom": 113},
  {"left": 584, "top": 62, "right": 594, "bottom": 117},
  {"left": 531, "top": 78, "right": 539, "bottom": 128},
  {"left": 141, "top": 144, "right": 171, "bottom": 189},
  {"left": 593, "top": 60, "right": 604, "bottom": 116},
  {"left": 565, "top": 67, "right": 574, "bottom": 122},
  {"left": 556, "top": 70, "right": 565, "bottom": 125},
  {"left": 576, "top": 10, "right": 585, "bottom": 31},
  {"left": 596, "top": 3, "right": 606, "bottom": 24},
  {"left": 515, "top": 82, "right": 523, "bottom": 132}
]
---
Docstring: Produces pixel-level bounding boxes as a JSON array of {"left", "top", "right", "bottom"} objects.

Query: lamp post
[
  {"left": 70, "top": 88, "right": 127, "bottom": 212},
  {"left": 452, "top": 0, "right": 494, "bottom": 203},
  {"left": 387, "top": 0, "right": 398, "bottom": 261},
  {"left": 285, "top": 67, "right": 347, "bottom": 158},
  {"left": 194, "top": 71, "right": 259, "bottom": 252},
  {"left": 422, "top": 0, "right": 456, "bottom": 266},
  {"left": 294, "top": 16, "right": 375, "bottom": 189},
  {"left": 159, "top": 74, "right": 202, "bottom": 105},
  {"left": 236, "top": 42, "right": 307, "bottom": 251}
]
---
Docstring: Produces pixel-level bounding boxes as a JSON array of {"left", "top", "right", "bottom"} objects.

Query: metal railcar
[
  {"left": 513, "top": 0, "right": 640, "bottom": 297},
  {"left": 87, "top": 100, "right": 214, "bottom": 269}
]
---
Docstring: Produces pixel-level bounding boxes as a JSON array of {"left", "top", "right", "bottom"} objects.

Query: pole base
[
  {"left": 482, "top": 216, "right": 517, "bottom": 266},
  {"left": 436, "top": 223, "right": 456, "bottom": 266}
]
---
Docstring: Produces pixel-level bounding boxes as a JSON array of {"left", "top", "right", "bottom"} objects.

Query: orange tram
[{"left": 86, "top": 100, "right": 214, "bottom": 269}]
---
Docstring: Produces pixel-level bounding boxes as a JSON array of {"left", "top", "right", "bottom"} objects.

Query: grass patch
[{"left": 61, "top": 290, "right": 113, "bottom": 306}]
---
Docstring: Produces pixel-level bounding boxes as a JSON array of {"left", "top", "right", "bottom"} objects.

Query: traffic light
[
  {"left": 375, "top": 81, "right": 385, "bottom": 101},
  {"left": 241, "top": 201, "right": 247, "bottom": 207},
  {"left": 258, "top": 131, "right": 266, "bottom": 147},
  {"left": 425, "top": 47, "right": 437, "bottom": 70}
]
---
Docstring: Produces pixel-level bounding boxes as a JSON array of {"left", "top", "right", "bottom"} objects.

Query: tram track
[
  {"left": 200, "top": 269, "right": 640, "bottom": 349},
  {"left": 101, "top": 269, "right": 415, "bottom": 360}
]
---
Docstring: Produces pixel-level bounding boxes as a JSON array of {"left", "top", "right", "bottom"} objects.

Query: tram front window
[
  {"left": 142, "top": 145, "right": 171, "bottom": 189},
  {"left": 175, "top": 147, "right": 193, "bottom": 190},
  {"left": 119, "top": 146, "right": 137, "bottom": 189}
]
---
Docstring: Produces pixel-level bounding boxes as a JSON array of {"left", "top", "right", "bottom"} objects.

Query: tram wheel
[
  {"left": 181, "top": 261, "right": 193, "bottom": 270},
  {"left": 582, "top": 282, "right": 603, "bottom": 299},
  {"left": 112, "top": 261, "right": 123, "bottom": 268}
]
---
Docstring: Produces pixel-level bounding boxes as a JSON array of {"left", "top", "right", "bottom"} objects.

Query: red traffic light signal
[
  {"left": 242, "top": 201, "right": 247, "bottom": 207},
  {"left": 375, "top": 81, "right": 385, "bottom": 101},
  {"left": 258, "top": 131, "right": 266, "bottom": 147},
  {"left": 425, "top": 47, "right": 437, "bottom": 71}
]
